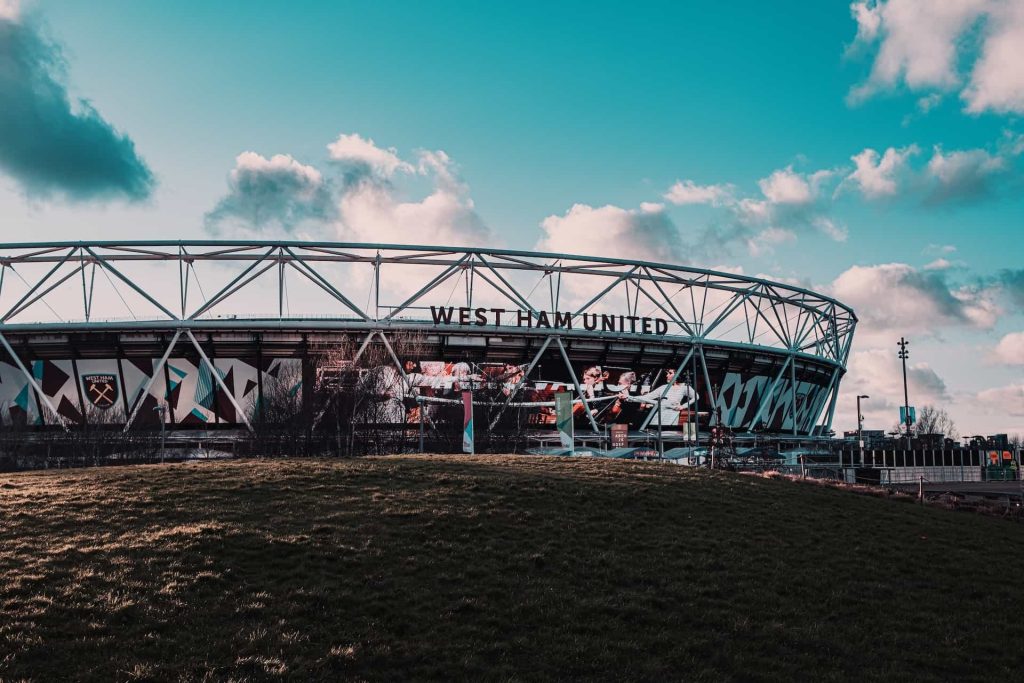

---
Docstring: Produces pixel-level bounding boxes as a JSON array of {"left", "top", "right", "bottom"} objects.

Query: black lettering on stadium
[{"left": 428, "top": 306, "right": 668, "bottom": 335}]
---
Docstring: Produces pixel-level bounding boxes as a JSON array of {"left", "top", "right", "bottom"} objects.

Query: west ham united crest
[{"left": 82, "top": 374, "right": 119, "bottom": 409}]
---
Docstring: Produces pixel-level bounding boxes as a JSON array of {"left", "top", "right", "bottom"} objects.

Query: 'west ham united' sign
[{"left": 430, "top": 306, "right": 669, "bottom": 335}]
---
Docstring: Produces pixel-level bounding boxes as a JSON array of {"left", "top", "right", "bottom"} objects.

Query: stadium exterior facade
[{"left": 0, "top": 241, "right": 856, "bottom": 439}]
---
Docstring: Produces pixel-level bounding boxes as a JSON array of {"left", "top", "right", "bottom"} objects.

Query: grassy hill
[{"left": 1, "top": 456, "right": 1022, "bottom": 681}]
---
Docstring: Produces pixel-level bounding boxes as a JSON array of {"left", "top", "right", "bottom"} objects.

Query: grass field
[{"left": 1, "top": 456, "right": 1022, "bottom": 681}]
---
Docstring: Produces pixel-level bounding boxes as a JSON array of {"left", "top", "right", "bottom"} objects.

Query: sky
[{"left": 0, "top": 0, "right": 1022, "bottom": 436}]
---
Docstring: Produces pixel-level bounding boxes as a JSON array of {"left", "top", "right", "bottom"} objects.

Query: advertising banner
[
  {"left": 338, "top": 355, "right": 830, "bottom": 435},
  {"left": 610, "top": 423, "right": 628, "bottom": 448},
  {"left": 555, "top": 391, "right": 574, "bottom": 450},
  {"left": 0, "top": 348, "right": 832, "bottom": 434}
]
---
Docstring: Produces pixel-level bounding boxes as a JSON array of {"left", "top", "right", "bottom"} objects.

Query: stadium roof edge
[{"left": 0, "top": 240, "right": 857, "bottom": 321}]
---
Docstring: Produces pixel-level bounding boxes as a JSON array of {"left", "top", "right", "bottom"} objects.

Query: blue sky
[{"left": 1, "top": 0, "right": 1022, "bottom": 435}]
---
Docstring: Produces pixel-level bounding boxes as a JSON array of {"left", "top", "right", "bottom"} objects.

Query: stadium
[{"left": 0, "top": 241, "right": 856, "bottom": 446}]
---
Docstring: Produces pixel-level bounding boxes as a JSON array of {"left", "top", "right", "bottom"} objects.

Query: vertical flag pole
[{"left": 462, "top": 389, "right": 474, "bottom": 454}]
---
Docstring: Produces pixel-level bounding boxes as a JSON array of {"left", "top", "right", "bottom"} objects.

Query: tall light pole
[
  {"left": 897, "top": 337, "right": 911, "bottom": 450},
  {"left": 857, "top": 394, "right": 869, "bottom": 465},
  {"left": 154, "top": 401, "right": 167, "bottom": 463}
]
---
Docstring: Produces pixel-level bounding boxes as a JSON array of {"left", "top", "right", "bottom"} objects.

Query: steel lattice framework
[{"left": 0, "top": 241, "right": 856, "bottom": 434}]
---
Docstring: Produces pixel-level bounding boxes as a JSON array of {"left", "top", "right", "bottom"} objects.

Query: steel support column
[
  {"left": 554, "top": 336, "right": 600, "bottom": 434},
  {"left": 487, "top": 336, "right": 554, "bottom": 430},
  {"left": 638, "top": 347, "right": 695, "bottom": 431}
]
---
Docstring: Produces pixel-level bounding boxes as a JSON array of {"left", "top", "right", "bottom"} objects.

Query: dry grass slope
[{"left": 1, "top": 456, "right": 1022, "bottom": 681}]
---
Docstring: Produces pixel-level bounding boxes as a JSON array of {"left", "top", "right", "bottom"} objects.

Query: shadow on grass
[{"left": 1, "top": 456, "right": 1022, "bottom": 680}]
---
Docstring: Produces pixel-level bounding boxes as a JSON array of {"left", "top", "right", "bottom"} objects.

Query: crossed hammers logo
[{"left": 84, "top": 375, "right": 118, "bottom": 409}]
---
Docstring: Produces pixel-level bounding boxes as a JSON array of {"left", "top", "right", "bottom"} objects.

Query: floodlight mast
[
  {"left": 857, "top": 394, "right": 869, "bottom": 465},
  {"left": 897, "top": 337, "right": 911, "bottom": 450}
]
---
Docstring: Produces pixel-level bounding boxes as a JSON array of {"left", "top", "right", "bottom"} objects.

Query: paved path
[{"left": 892, "top": 481, "right": 1023, "bottom": 498}]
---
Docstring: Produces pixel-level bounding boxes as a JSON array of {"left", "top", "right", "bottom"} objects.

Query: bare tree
[
  {"left": 247, "top": 359, "right": 309, "bottom": 456},
  {"left": 308, "top": 329, "right": 462, "bottom": 456},
  {"left": 911, "top": 405, "right": 959, "bottom": 440}
]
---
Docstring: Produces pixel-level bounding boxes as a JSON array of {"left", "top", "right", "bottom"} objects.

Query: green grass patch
[{"left": 1, "top": 456, "right": 1022, "bottom": 681}]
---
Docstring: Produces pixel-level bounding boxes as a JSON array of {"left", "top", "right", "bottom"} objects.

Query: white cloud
[
  {"left": 849, "top": 0, "right": 883, "bottom": 45},
  {"left": 757, "top": 166, "right": 822, "bottom": 205},
  {"left": 651, "top": 159, "right": 856, "bottom": 259},
  {"left": 977, "top": 383, "right": 1024, "bottom": 416},
  {"left": 812, "top": 216, "right": 848, "bottom": 242},
  {"left": 745, "top": 227, "right": 796, "bottom": 257},
  {"left": 923, "top": 258, "right": 953, "bottom": 271},
  {"left": 0, "top": 0, "right": 19, "bottom": 21},
  {"left": 734, "top": 197, "right": 770, "bottom": 223},
  {"left": 1005, "top": 130, "right": 1024, "bottom": 156},
  {"left": 992, "top": 331, "right": 1024, "bottom": 365},
  {"left": 416, "top": 149, "right": 460, "bottom": 191},
  {"left": 205, "top": 152, "right": 334, "bottom": 231},
  {"left": 837, "top": 347, "right": 950, "bottom": 431},
  {"left": 663, "top": 180, "right": 733, "bottom": 206},
  {"left": 925, "top": 145, "right": 1007, "bottom": 202},
  {"left": 838, "top": 139, "right": 1019, "bottom": 206},
  {"left": 917, "top": 93, "right": 943, "bottom": 112},
  {"left": 847, "top": 0, "right": 989, "bottom": 100},
  {"left": 537, "top": 202, "right": 683, "bottom": 263},
  {"left": 830, "top": 263, "right": 999, "bottom": 343},
  {"left": 748, "top": 167, "right": 845, "bottom": 242},
  {"left": 206, "top": 134, "right": 492, "bottom": 248},
  {"left": 963, "top": 1, "right": 1024, "bottom": 114},
  {"left": 327, "top": 133, "right": 413, "bottom": 178},
  {"left": 334, "top": 144, "right": 489, "bottom": 247},
  {"left": 843, "top": 145, "right": 919, "bottom": 199},
  {"left": 848, "top": 0, "right": 1024, "bottom": 116},
  {"left": 337, "top": 179, "right": 487, "bottom": 247},
  {"left": 851, "top": 349, "right": 950, "bottom": 401},
  {"left": 239, "top": 151, "right": 322, "bottom": 186},
  {"left": 901, "top": 93, "right": 944, "bottom": 125}
]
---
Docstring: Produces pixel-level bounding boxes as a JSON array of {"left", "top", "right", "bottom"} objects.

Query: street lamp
[
  {"left": 857, "top": 395, "right": 869, "bottom": 465},
  {"left": 154, "top": 401, "right": 167, "bottom": 463}
]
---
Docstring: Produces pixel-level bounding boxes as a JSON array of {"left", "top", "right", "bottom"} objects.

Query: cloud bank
[
  {"left": 537, "top": 202, "right": 684, "bottom": 263},
  {"left": 205, "top": 152, "right": 335, "bottom": 232},
  {"left": 830, "top": 262, "right": 999, "bottom": 342},
  {"left": 205, "top": 133, "right": 490, "bottom": 247},
  {"left": 647, "top": 164, "right": 847, "bottom": 260},
  {"left": 839, "top": 135, "right": 1021, "bottom": 205},
  {"left": 992, "top": 331, "right": 1024, "bottom": 365},
  {"left": 977, "top": 383, "right": 1024, "bottom": 417},
  {"left": 541, "top": 129, "right": 1020, "bottom": 268},
  {"left": 848, "top": 0, "right": 1024, "bottom": 115},
  {"left": 539, "top": 162, "right": 848, "bottom": 265},
  {"left": 996, "top": 268, "right": 1024, "bottom": 308},
  {"left": 843, "top": 145, "right": 919, "bottom": 199},
  {"left": 0, "top": 5, "right": 153, "bottom": 201},
  {"left": 327, "top": 133, "right": 413, "bottom": 180}
]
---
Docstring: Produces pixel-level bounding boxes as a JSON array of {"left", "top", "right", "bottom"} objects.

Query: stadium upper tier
[
  {"left": 0, "top": 242, "right": 856, "bottom": 434},
  {"left": 0, "top": 241, "right": 856, "bottom": 363}
]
